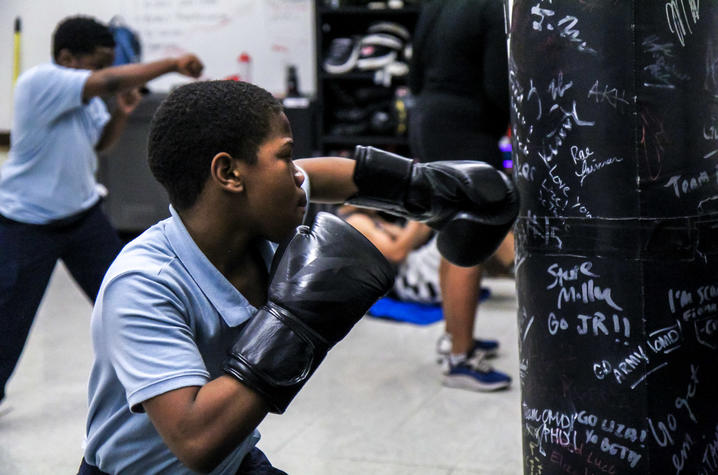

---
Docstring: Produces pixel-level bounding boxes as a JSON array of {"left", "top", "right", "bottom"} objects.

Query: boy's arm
[
  {"left": 83, "top": 53, "right": 203, "bottom": 101},
  {"left": 95, "top": 88, "right": 142, "bottom": 152},
  {"left": 142, "top": 377, "right": 269, "bottom": 473},
  {"left": 223, "top": 212, "right": 394, "bottom": 414},
  {"left": 139, "top": 213, "right": 392, "bottom": 473},
  {"left": 99, "top": 273, "right": 266, "bottom": 474},
  {"left": 294, "top": 157, "right": 358, "bottom": 202},
  {"left": 299, "top": 147, "right": 518, "bottom": 267}
]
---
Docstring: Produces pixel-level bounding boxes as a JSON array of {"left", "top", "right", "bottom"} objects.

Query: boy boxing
[
  {"left": 80, "top": 80, "right": 517, "bottom": 474},
  {"left": 0, "top": 15, "right": 203, "bottom": 404}
]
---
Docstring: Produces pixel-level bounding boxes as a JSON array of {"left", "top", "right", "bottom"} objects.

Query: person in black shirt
[{"left": 409, "top": 0, "right": 513, "bottom": 391}]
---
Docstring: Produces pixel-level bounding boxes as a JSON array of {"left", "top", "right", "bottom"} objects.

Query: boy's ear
[
  {"left": 56, "top": 49, "right": 74, "bottom": 67},
  {"left": 210, "top": 152, "right": 243, "bottom": 192}
]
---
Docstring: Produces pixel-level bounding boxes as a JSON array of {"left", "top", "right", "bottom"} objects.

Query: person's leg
[
  {"left": 494, "top": 232, "right": 515, "bottom": 268},
  {"left": 440, "top": 258, "right": 482, "bottom": 355},
  {"left": 60, "top": 206, "right": 123, "bottom": 301},
  {"left": 0, "top": 220, "right": 60, "bottom": 400},
  {"left": 439, "top": 256, "right": 511, "bottom": 391},
  {"left": 483, "top": 232, "right": 516, "bottom": 278}
]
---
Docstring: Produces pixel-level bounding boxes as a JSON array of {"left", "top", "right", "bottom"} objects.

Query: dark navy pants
[
  {"left": 0, "top": 202, "right": 123, "bottom": 400},
  {"left": 77, "top": 447, "right": 287, "bottom": 474}
]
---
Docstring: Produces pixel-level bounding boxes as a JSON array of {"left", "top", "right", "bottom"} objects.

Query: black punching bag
[{"left": 507, "top": 1, "right": 718, "bottom": 473}]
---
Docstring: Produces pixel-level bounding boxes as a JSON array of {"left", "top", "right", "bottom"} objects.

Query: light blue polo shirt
[
  {"left": 85, "top": 169, "right": 310, "bottom": 474},
  {"left": 84, "top": 206, "right": 271, "bottom": 474},
  {"left": 0, "top": 62, "right": 109, "bottom": 224}
]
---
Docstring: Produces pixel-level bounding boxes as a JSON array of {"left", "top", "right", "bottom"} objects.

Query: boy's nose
[{"left": 293, "top": 166, "right": 305, "bottom": 187}]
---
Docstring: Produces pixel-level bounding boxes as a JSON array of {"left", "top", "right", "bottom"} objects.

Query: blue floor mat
[
  {"left": 367, "top": 288, "right": 492, "bottom": 325},
  {"left": 368, "top": 297, "right": 443, "bottom": 325}
]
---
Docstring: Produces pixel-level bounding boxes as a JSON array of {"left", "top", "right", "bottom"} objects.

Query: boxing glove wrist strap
[
  {"left": 348, "top": 145, "right": 413, "bottom": 210},
  {"left": 223, "top": 302, "right": 329, "bottom": 413}
]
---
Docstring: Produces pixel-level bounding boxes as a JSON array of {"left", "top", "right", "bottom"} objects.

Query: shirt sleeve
[
  {"left": 18, "top": 65, "right": 91, "bottom": 127},
  {"left": 100, "top": 272, "right": 210, "bottom": 413}
]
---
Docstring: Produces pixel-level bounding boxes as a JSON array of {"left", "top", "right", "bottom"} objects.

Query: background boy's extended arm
[{"left": 83, "top": 54, "right": 203, "bottom": 100}]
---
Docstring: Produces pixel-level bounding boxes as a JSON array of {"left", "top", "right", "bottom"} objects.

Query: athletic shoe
[
  {"left": 334, "top": 106, "right": 372, "bottom": 123},
  {"left": 436, "top": 332, "right": 500, "bottom": 373},
  {"left": 403, "top": 43, "right": 413, "bottom": 61},
  {"left": 443, "top": 351, "right": 512, "bottom": 392},
  {"left": 329, "top": 121, "right": 370, "bottom": 136},
  {"left": 373, "top": 60, "right": 409, "bottom": 87},
  {"left": 369, "top": 109, "right": 397, "bottom": 135},
  {"left": 323, "top": 37, "right": 360, "bottom": 74},
  {"left": 367, "top": 21, "right": 410, "bottom": 42},
  {"left": 356, "top": 33, "right": 402, "bottom": 70},
  {"left": 327, "top": 83, "right": 359, "bottom": 107},
  {"left": 353, "top": 86, "right": 394, "bottom": 104},
  {"left": 333, "top": 100, "right": 389, "bottom": 123}
]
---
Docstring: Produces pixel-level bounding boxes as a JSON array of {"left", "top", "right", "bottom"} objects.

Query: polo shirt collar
[{"left": 164, "top": 205, "right": 276, "bottom": 327}]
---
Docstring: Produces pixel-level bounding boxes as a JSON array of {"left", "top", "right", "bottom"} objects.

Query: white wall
[{"left": 0, "top": 0, "right": 316, "bottom": 131}]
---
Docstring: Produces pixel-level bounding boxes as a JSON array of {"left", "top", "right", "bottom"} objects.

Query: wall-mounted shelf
[{"left": 314, "top": 0, "right": 422, "bottom": 155}]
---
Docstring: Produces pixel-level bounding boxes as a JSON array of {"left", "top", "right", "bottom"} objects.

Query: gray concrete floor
[{"left": 0, "top": 262, "right": 523, "bottom": 474}]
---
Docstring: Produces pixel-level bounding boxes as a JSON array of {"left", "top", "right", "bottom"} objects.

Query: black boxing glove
[
  {"left": 347, "top": 145, "right": 519, "bottom": 267},
  {"left": 223, "top": 212, "right": 395, "bottom": 413}
]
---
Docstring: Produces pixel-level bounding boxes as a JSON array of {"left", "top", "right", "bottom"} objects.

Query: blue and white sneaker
[
  {"left": 323, "top": 37, "right": 360, "bottom": 74},
  {"left": 443, "top": 352, "right": 512, "bottom": 392},
  {"left": 436, "top": 333, "right": 500, "bottom": 370},
  {"left": 356, "top": 33, "right": 402, "bottom": 70}
]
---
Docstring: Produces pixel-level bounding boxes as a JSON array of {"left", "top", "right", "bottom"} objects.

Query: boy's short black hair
[
  {"left": 148, "top": 80, "right": 284, "bottom": 210},
  {"left": 52, "top": 16, "right": 116, "bottom": 61}
]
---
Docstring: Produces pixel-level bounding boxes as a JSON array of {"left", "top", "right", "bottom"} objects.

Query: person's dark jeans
[{"left": 0, "top": 203, "right": 123, "bottom": 397}]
